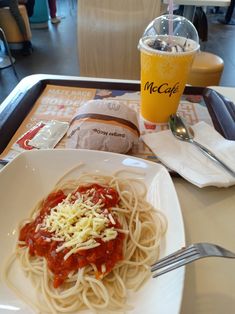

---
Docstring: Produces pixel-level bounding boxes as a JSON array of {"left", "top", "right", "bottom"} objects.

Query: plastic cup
[{"left": 139, "top": 15, "right": 200, "bottom": 123}]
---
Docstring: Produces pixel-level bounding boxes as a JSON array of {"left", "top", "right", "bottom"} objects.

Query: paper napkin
[{"left": 142, "top": 122, "right": 235, "bottom": 188}]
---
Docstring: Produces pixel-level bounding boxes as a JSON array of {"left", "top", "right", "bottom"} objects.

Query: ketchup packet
[
  {"left": 28, "top": 120, "right": 69, "bottom": 149},
  {"left": 15, "top": 122, "right": 45, "bottom": 150},
  {"left": 14, "top": 120, "right": 69, "bottom": 152}
]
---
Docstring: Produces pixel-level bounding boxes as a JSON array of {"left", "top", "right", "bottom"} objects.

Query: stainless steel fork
[{"left": 151, "top": 243, "right": 235, "bottom": 278}]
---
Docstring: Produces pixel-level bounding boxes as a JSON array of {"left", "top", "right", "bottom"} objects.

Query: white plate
[{"left": 0, "top": 149, "right": 185, "bottom": 314}]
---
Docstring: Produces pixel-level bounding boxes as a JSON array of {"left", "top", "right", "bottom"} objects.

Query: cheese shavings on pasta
[{"left": 40, "top": 193, "right": 117, "bottom": 260}]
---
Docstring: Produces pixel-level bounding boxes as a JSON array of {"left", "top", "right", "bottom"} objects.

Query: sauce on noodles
[{"left": 19, "top": 184, "right": 124, "bottom": 288}]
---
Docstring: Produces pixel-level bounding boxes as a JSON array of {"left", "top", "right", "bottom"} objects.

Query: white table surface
[
  {"left": 164, "top": 0, "right": 230, "bottom": 7},
  {"left": 178, "top": 84, "right": 235, "bottom": 314},
  {"left": 1, "top": 75, "right": 235, "bottom": 313},
  {"left": 163, "top": 0, "right": 230, "bottom": 21}
]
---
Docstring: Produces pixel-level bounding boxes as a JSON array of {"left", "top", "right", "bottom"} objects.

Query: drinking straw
[{"left": 168, "top": 0, "right": 174, "bottom": 44}]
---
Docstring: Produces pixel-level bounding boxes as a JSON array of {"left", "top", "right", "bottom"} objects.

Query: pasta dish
[{"left": 4, "top": 173, "right": 167, "bottom": 313}]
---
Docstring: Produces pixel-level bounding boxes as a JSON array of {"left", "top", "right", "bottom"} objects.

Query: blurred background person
[
  {"left": 48, "top": 0, "right": 60, "bottom": 24},
  {"left": 19, "top": 0, "right": 35, "bottom": 18}
]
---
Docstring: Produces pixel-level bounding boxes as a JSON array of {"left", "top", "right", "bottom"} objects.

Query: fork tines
[{"left": 151, "top": 245, "right": 200, "bottom": 278}]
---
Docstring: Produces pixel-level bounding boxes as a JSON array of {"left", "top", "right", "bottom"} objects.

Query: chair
[
  {"left": 0, "top": 5, "right": 32, "bottom": 50},
  {"left": 77, "top": 0, "right": 167, "bottom": 80},
  {"left": 187, "top": 51, "right": 224, "bottom": 87},
  {"left": 0, "top": 28, "right": 19, "bottom": 80}
]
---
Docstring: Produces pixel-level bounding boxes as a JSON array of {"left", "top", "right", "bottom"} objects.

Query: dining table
[
  {"left": 163, "top": 0, "right": 231, "bottom": 21},
  {"left": 0, "top": 74, "right": 235, "bottom": 314},
  {"left": 219, "top": 0, "right": 235, "bottom": 24}
]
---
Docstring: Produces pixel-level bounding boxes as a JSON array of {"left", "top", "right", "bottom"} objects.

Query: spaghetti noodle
[{"left": 4, "top": 173, "right": 167, "bottom": 313}]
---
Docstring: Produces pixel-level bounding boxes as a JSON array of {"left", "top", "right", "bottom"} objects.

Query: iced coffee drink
[{"left": 139, "top": 15, "right": 200, "bottom": 123}]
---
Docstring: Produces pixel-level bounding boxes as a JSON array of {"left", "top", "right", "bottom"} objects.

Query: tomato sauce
[{"left": 19, "top": 184, "right": 124, "bottom": 288}]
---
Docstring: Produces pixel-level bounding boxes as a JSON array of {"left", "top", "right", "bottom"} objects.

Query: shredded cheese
[{"left": 40, "top": 192, "right": 118, "bottom": 259}]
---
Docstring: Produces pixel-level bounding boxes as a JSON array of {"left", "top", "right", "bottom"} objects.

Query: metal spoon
[{"left": 169, "top": 113, "right": 235, "bottom": 177}]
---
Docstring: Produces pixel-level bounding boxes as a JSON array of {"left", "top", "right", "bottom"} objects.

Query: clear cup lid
[
  {"left": 143, "top": 14, "right": 199, "bottom": 43},
  {"left": 139, "top": 14, "right": 200, "bottom": 53}
]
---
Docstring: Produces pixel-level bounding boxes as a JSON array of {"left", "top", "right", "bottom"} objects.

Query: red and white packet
[{"left": 2, "top": 120, "right": 69, "bottom": 163}]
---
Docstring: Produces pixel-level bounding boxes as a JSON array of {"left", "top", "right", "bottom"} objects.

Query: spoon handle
[{"left": 192, "top": 140, "right": 235, "bottom": 177}]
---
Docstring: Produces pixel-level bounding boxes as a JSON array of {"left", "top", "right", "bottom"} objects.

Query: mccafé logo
[{"left": 144, "top": 81, "right": 179, "bottom": 97}]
